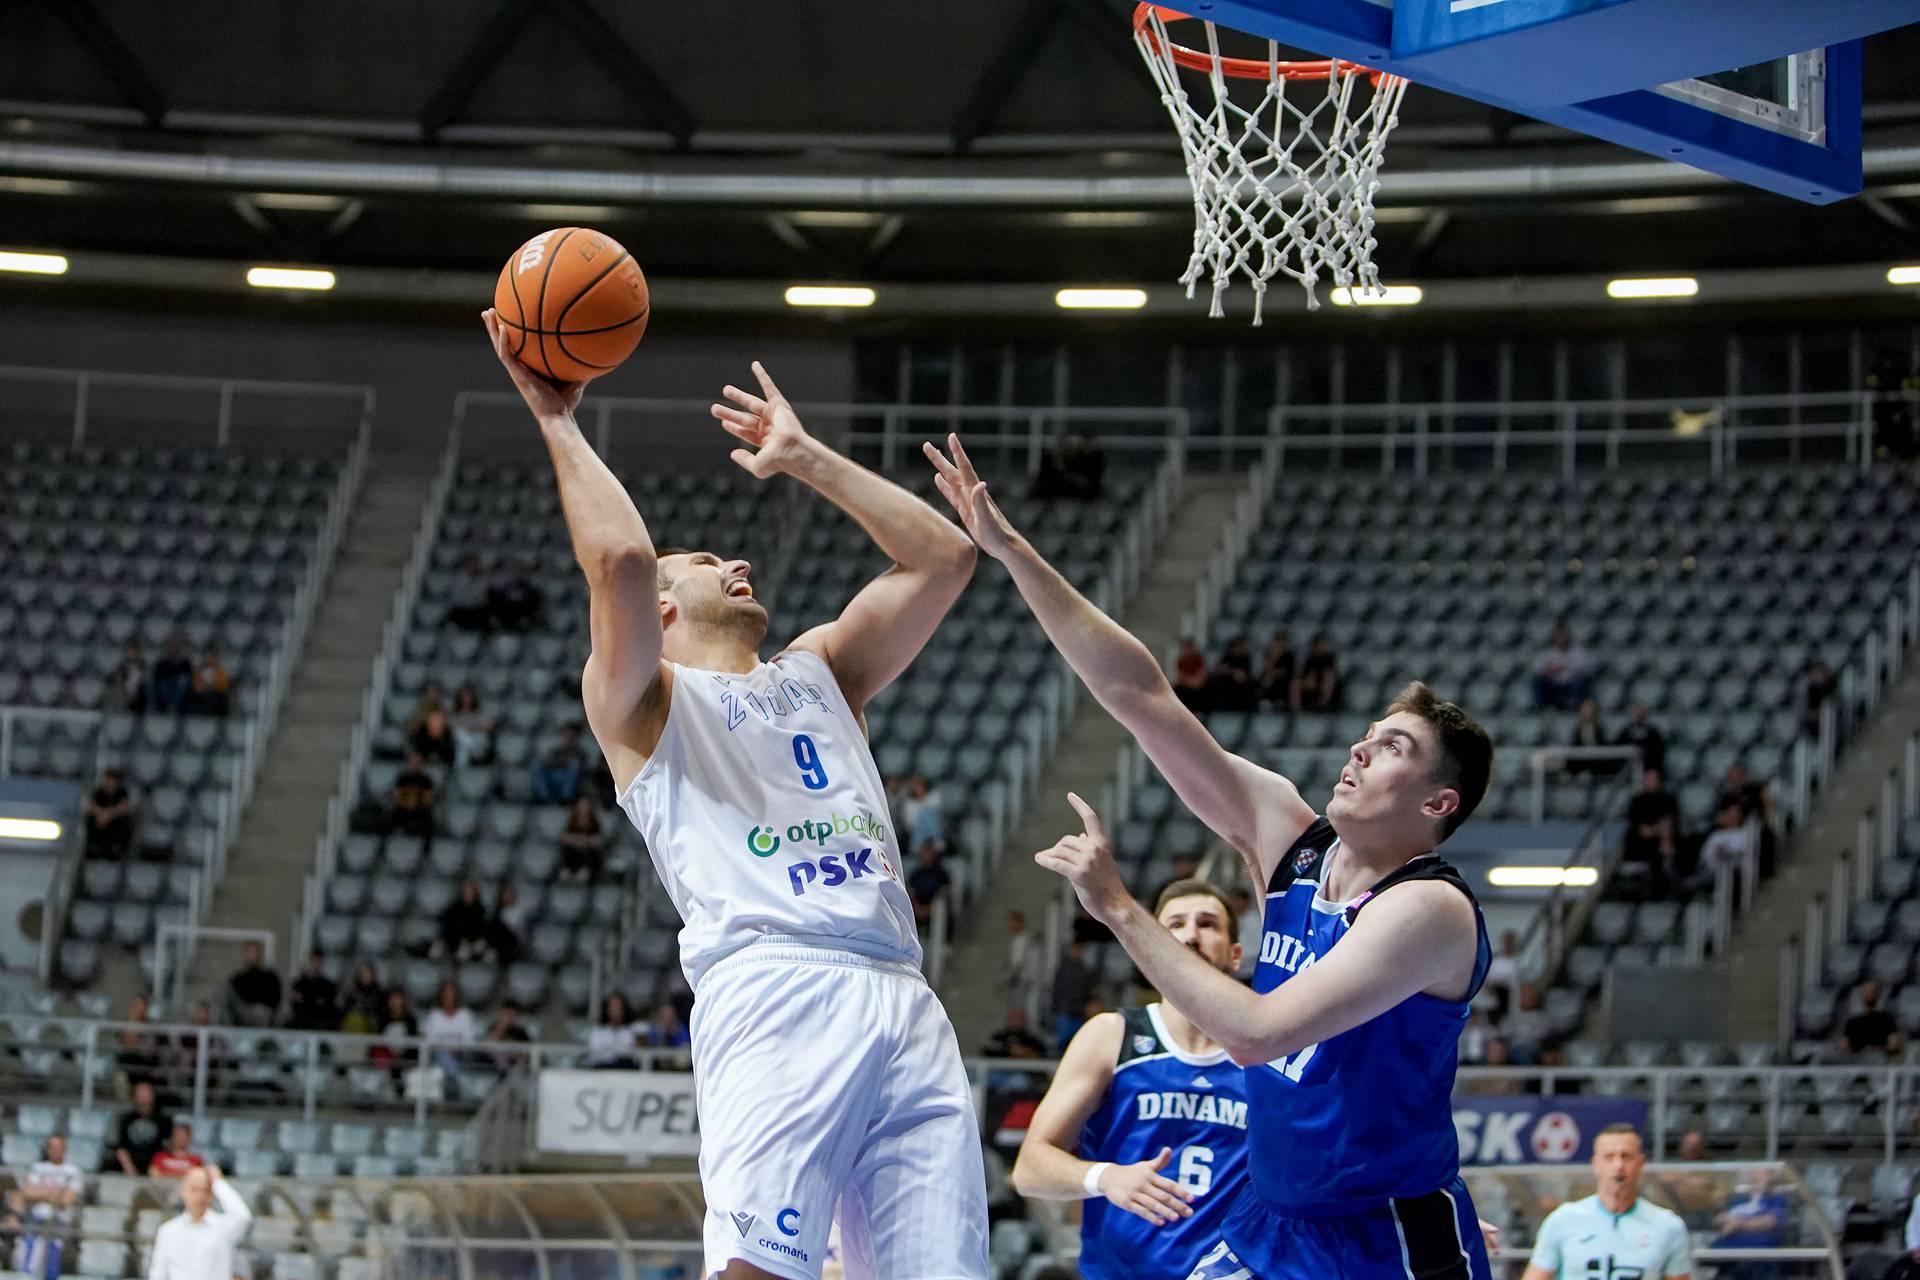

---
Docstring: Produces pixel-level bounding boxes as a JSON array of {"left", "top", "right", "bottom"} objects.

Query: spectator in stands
[
  {"left": 558, "top": 796, "right": 605, "bottom": 883},
  {"left": 390, "top": 750, "right": 438, "bottom": 838},
  {"left": 449, "top": 686, "right": 495, "bottom": 768},
  {"left": 1292, "top": 634, "right": 1341, "bottom": 713},
  {"left": 116, "top": 993, "right": 159, "bottom": 1090},
  {"left": 450, "top": 556, "right": 494, "bottom": 631},
  {"left": 287, "top": 951, "right": 340, "bottom": 1031},
  {"left": 1032, "top": 435, "right": 1105, "bottom": 501},
  {"left": 982, "top": 1007, "right": 1046, "bottom": 1059},
  {"left": 409, "top": 707, "right": 456, "bottom": 768},
  {"left": 222, "top": 941, "right": 281, "bottom": 1027},
  {"left": 8, "top": 1134, "right": 82, "bottom": 1280},
  {"left": 107, "top": 642, "right": 147, "bottom": 714},
  {"left": 908, "top": 842, "right": 952, "bottom": 931},
  {"left": 424, "top": 981, "right": 480, "bottom": 1078},
  {"left": 112, "top": 1081, "right": 171, "bottom": 1176},
  {"left": 1502, "top": 983, "right": 1550, "bottom": 1065},
  {"left": 437, "top": 879, "right": 491, "bottom": 962},
  {"left": 1049, "top": 941, "right": 1092, "bottom": 1049},
  {"left": 406, "top": 681, "right": 447, "bottom": 736},
  {"left": 1484, "top": 930, "right": 1527, "bottom": 1019},
  {"left": 1230, "top": 886, "right": 1261, "bottom": 981},
  {"left": 1622, "top": 768, "right": 1681, "bottom": 899},
  {"left": 1712, "top": 1168, "right": 1791, "bottom": 1260},
  {"left": 644, "top": 1001, "right": 691, "bottom": 1050},
  {"left": 160, "top": 1005, "right": 228, "bottom": 1106},
  {"left": 1530, "top": 624, "right": 1593, "bottom": 711},
  {"left": 1798, "top": 659, "right": 1836, "bottom": 737},
  {"left": 488, "top": 558, "right": 543, "bottom": 632},
  {"left": 1676, "top": 1130, "right": 1706, "bottom": 1161},
  {"left": 531, "top": 723, "right": 586, "bottom": 804},
  {"left": 485, "top": 1001, "right": 531, "bottom": 1072},
  {"left": 1566, "top": 698, "right": 1611, "bottom": 774},
  {"left": 1258, "top": 630, "right": 1296, "bottom": 709},
  {"left": 83, "top": 768, "right": 134, "bottom": 859},
  {"left": 1173, "top": 638, "right": 1208, "bottom": 711},
  {"left": 187, "top": 645, "right": 230, "bottom": 717},
  {"left": 1841, "top": 979, "right": 1902, "bottom": 1059},
  {"left": 1205, "top": 637, "right": 1259, "bottom": 713},
  {"left": 149, "top": 632, "right": 193, "bottom": 714},
  {"left": 1615, "top": 701, "right": 1667, "bottom": 775},
  {"left": 902, "top": 774, "right": 946, "bottom": 854},
  {"left": 1457, "top": 1009, "right": 1492, "bottom": 1065},
  {"left": 340, "top": 962, "right": 384, "bottom": 1034},
  {"left": 585, "top": 994, "right": 642, "bottom": 1070},
  {"left": 1689, "top": 798, "right": 1755, "bottom": 900},
  {"left": 1002, "top": 909, "right": 1033, "bottom": 992},
  {"left": 480, "top": 884, "right": 522, "bottom": 963},
  {"left": 1715, "top": 762, "right": 1774, "bottom": 828},
  {"left": 149, "top": 1122, "right": 203, "bottom": 1179},
  {"left": 146, "top": 1166, "right": 250, "bottom": 1280},
  {"left": 1471, "top": 1038, "right": 1523, "bottom": 1095},
  {"left": 373, "top": 989, "right": 418, "bottom": 1079}
]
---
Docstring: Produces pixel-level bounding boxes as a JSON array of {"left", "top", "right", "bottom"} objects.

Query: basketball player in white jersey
[{"left": 483, "top": 312, "right": 988, "bottom": 1280}]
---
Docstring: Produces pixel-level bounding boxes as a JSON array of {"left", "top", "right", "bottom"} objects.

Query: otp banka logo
[{"left": 744, "top": 810, "right": 893, "bottom": 896}]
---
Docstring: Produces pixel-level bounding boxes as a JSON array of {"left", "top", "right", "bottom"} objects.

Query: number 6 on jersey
[{"left": 793, "top": 733, "right": 831, "bottom": 790}]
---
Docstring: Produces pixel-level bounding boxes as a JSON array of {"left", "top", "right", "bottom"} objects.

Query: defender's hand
[
  {"left": 1034, "top": 793, "right": 1131, "bottom": 925},
  {"left": 711, "top": 362, "right": 815, "bottom": 478},
  {"left": 1480, "top": 1219, "right": 1499, "bottom": 1256},
  {"left": 922, "top": 433, "right": 1021, "bottom": 560},
  {"left": 1098, "top": 1148, "right": 1196, "bottom": 1226},
  {"left": 482, "top": 309, "right": 586, "bottom": 424}
]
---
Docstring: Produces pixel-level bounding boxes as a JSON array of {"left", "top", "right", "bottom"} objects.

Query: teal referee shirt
[{"left": 1530, "top": 1195, "right": 1692, "bottom": 1280}]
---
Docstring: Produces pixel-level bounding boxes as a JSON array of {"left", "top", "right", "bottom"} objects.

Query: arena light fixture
[
  {"left": 1054, "top": 288, "right": 1148, "bottom": 310},
  {"left": 1486, "top": 866, "right": 1601, "bottom": 888},
  {"left": 784, "top": 285, "right": 876, "bottom": 308},
  {"left": 0, "top": 250, "right": 68, "bottom": 275},
  {"left": 246, "top": 266, "right": 336, "bottom": 291},
  {"left": 1606, "top": 276, "right": 1699, "bottom": 300},
  {"left": 0, "top": 817, "right": 61, "bottom": 841},
  {"left": 1331, "top": 284, "right": 1423, "bottom": 307},
  {"left": 1891, "top": 266, "right": 1920, "bottom": 286}
]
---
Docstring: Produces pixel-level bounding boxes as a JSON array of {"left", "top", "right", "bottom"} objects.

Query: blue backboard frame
[{"left": 1164, "top": 0, "right": 1867, "bottom": 203}]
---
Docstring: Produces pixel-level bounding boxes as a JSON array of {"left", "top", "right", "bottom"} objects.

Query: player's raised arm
[
  {"left": 1037, "top": 795, "right": 1479, "bottom": 1068},
  {"left": 1012, "top": 1012, "right": 1195, "bottom": 1225},
  {"left": 712, "top": 363, "right": 975, "bottom": 715},
  {"left": 925, "top": 435, "right": 1315, "bottom": 885},
  {"left": 483, "top": 310, "right": 663, "bottom": 748}
]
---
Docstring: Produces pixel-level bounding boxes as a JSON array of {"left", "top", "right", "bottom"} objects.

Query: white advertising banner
[{"left": 535, "top": 1069, "right": 701, "bottom": 1157}]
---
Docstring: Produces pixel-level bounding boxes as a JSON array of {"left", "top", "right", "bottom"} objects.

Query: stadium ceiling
[{"left": 1, "top": 0, "right": 1919, "bottom": 320}]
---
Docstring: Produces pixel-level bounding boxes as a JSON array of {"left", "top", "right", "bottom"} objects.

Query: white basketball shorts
[{"left": 690, "top": 935, "right": 989, "bottom": 1280}]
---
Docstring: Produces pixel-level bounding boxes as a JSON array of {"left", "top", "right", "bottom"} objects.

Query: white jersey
[{"left": 617, "top": 649, "right": 920, "bottom": 988}]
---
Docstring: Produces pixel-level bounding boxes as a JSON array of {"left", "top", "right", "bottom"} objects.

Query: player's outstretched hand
[
  {"left": 1097, "top": 1147, "right": 1196, "bottom": 1227},
  {"left": 1034, "top": 793, "right": 1133, "bottom": 925},
  {"left": 712, "top": 362, "right": 816, "bottom": 479},
  {"left": 482, "top": 309, "right": 586, "bottom": 424},
  {"left": 1478, "top": 1219, "right": 1499, "bottom": 1256},
  {"left": 922, "top": 434, "right": 1021, "bottom": 560}
]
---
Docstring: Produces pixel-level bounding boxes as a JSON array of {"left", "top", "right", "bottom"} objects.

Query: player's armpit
[
  {"left": 1229, "top": 881, "right": 1478, "bottom": 1065},
  {"left": 1011, "top": 1012, "right": 1125, "bottom": 1200},
  {"left": 787, "top": 554, "right": 973, "bottom": 716},
  {"left": 1106, "top": 682, "right": 1318, "bottom": 883}
]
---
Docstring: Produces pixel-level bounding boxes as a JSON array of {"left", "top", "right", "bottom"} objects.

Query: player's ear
[
  {"left": 658, "top": 595, "right": 676, "bottom": 628},
  {"left": 1229, "top": 942, "right": 1243, "bottom": 974},
  {"left": 1423, "top": 787, "right": 1460, "bottom": 822}
]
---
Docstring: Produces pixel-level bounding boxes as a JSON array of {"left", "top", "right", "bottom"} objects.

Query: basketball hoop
[{"left": 1132, "top": 4, "right": 1408, "bottom": 323}]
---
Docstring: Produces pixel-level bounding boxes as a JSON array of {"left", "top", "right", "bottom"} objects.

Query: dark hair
[
  {"left": 1597, "top": 1122, "right": 1643, "bottom": 1145},
  {"left": 1382, "top": 681, "right": 1493, "bottom": 841},
  {"left": 1152, "top": 878, "right": 1237, "bottom": 924},
  {"left": 654, "top": 547, "right": 692, "bottom": 590}
]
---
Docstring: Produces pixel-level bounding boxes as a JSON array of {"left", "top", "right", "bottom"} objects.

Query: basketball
[{"left": 493, "top": 226, "right": 649, "bottom": 382}]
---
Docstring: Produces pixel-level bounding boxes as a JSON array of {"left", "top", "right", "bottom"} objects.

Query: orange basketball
[{"left": 493, "top": 227, "right": 649, "bottom": 382}]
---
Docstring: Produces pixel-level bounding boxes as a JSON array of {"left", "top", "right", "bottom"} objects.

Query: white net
[{"left": 1133, "top": 5, "right": 1409, "bottom": 323}]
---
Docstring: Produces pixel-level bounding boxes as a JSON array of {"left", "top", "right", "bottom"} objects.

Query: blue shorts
[{"left": 1187, "top": 1176, "right": 1492, "bottom": 1280}]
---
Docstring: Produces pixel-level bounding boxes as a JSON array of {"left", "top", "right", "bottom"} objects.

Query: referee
[
  {"left": 145, "top": 1166, "right": 251, "bottom": 1280},
  {"left": 1523, "top": 1124, "right": 1691, "bottom": 1280}
]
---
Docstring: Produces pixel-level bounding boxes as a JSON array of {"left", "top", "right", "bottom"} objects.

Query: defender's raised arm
[{"left": 925, "top": 434, "right": 1314, "bottom": 886}]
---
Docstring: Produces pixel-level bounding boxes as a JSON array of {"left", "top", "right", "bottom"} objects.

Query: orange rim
[{"left": 1132, "top": 4, "right": 1385, "bottom": 82}]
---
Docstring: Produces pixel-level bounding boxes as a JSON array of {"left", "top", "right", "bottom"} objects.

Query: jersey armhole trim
[{"left": 1144, "top": 1003, "right": 1232, "bottom": 1067}]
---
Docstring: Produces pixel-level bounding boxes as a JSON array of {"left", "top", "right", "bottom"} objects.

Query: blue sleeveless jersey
[
  {"left": 1234, "top": 818, "right": 1490, "bottom": 1224},
  {"left": 1077, "top": 1005, "right": 1250, "bottom": 1280}
]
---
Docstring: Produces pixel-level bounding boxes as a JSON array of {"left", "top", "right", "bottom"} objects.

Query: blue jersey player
[
  {"left": 1011, "top": 880, "right": 1251, "bottom": 1280},
  {"left": 927, "top": 436, "right": 1499, "bottom": 1280}
]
